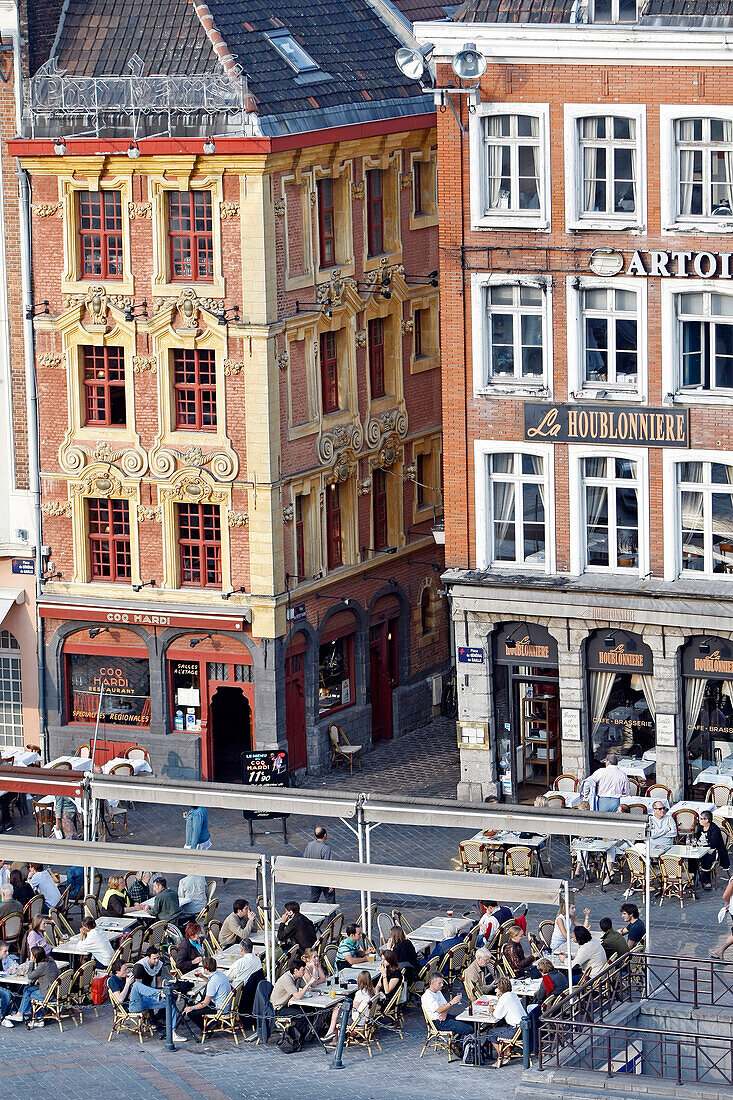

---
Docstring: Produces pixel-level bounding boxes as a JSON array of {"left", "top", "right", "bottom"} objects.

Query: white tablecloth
[
  {"left": 102, "top": 757, "right": 152, "bottom": 775},
  {"left": 696, "top": 769, "right": 733, "bottom": 788},
  {"left": 2, "top": 748, "right": 41, "bottom": 766},
  {"left": 44, "top": 755, "right": 92, "bottom": 772},
  {"left": 543, "top": 789, "right": 582, "bottom": 807},
  {"left": 620, "top": 795, "right": 659, "bottom": 811},
  {"left": 618, "top": 757, "right": 654, "bottom": 779}
]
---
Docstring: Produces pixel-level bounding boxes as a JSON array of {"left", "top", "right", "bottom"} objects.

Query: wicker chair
[
  {"left": 207, "top": 919, "right": 222, "bottom": 952},
  {"left": 322, "top": 942, "right": 338, "bottom": 976},
  {"left": 658, "top": 854, "right": 695, "bottom": 907},
  {"left": 108, "top": 760, "right": 134, "bottom": 776},
  {"left": 553, "top": 774, "right": 579, "bottom": 793},
  {"left": 345, "top": 995, "right": 382, "bottom": 1056},
  {"left": 30, "top": 967, "right": 78, "bottom": 1032},
  {"left": 420, "top": 1007, "right": 455, "bottom": 1062},
  {"left": 442, "top": 942, "right": 467, "bottom": 992},
  {"left": 107, "top": 989, "right": 154, "bottom": 1044},
  {"left": 70, "top": 958, "right": 99, "bottom": 1018},
  {"left": 504, "top": 846, "right": 533, "bottom": 877},
  {"left": 48, "top": 907, "right": 75, "bottom": 940},
  {"left": 545, "top": 793, "right": 566, "bottom": 810},
  {"left": 377, "top": 979, "right": 405, "bottom": 1037},
  {"left": 391, "top": 909, "right": 414, "bottom": 935},
  {"left": 328, "top": 723, "right": 362, "bottom": 774},
  {"left": 0, "top": 912, "right": 23, "bottom": 952},
  {"left": 143, "top": 919, "right": 168, "bottom": 952},
  {"left": 646, "top": 783, "right": 672, "bottom": 803},
  {"left": 376, "top": 912, "right": 393, "bottom": 946},
  {"left": 125, "top": 746, "right": 150, "bottom": 763},
  {"left": 409, "top": 957, "right": 439, "bottom": 1005},
  {"left": 672, "top": 807, "right": 698, "bottom": 842},
  {"left": 627, "top": 776, "right": 645, "bottom": 796},
  {"left": 127, "top": 923, "right": 145, "bottom": 962},
  {"left": 538, "top": 919, "right": 554, "bottom": 950},
  {"left": 706, "top": 784, "right": 733, "bottom": 809},
  {"left": 457, "top": 840, "right": 489, "bottom": 873},
  {"left": 624, "top": 801, "right": 648, "bottom": 818},
  {"left": 84, "top": 895, "right": 101, "bottom": 919},
  {"left": 623, "top": 848, "right": 655, "bottom": 899},
  {"left": 201, "top": 985, "right": 244, "bottom": 1045},
  {"left": 22, "top": 893, "right": 44, "bottom": 924}
]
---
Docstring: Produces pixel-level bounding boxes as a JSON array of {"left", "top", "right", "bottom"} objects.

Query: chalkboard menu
[{"left": 241, "top": 749, "right": 289, "bottom": 821}]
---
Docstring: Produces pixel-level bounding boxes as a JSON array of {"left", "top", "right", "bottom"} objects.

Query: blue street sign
[{"left": 458, "top": 646, "right": 484, "bottom": 664}]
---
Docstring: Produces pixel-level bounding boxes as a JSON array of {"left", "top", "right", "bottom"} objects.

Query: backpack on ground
[
  {"left": 462, "top": 1035, "right": 484, "bottom": 1065},
  {"left": 277, "top": 1024, "right": 303, "bottom": 1054}
]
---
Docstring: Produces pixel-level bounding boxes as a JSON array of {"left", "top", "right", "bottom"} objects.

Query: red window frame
[
  {"left": 295, "top": 495, "right": 305, "bottom": 580},
  {"left": 173, "top": 347, "right": 217, "bottom": 431},
  {"left": 83, "top": 345, "right": 126, "bottom": 426},
  {"left": 78, "top": 190, "right": 123, "bottom": 280},
  {"left": 168, "top": 191, "right": 214, "bottom": 282},
  {"left": 177, "top": 502, "right": 222, "bottom": 587},
  {"left": 416, "top": 452, "right": 426, "bottom": 510},
  {"left": 87, "top": 497, "right": 131, "bottom": 582},
  {"left": 317, "top": 177, "right": 336, "bottom": 268},
  {"left": 366, "top": 170, "right": 384, "bottom": 256},
  {"left": 320, "top": 331, "right": 339, "bottom": 413},
  {"left": 372, "top": 468, "right": 388, "bottom": 549},
  {"left": 413, "top": 161, "right": 423, "bottom": 216},
  {"left": 326, "top": 483, "right": 342, "bottom": 570},
  {"left": 368, "top": 317, "right": 386, "bottom": 398}
]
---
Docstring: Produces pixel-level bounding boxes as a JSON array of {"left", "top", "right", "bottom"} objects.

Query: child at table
[{"left": 325, "top": 971, "right": 375, "bottom": 1042}]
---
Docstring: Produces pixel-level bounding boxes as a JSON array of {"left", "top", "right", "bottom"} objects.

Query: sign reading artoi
[{"left": 524, "top": 404, "right": 689, "bottom": 448}]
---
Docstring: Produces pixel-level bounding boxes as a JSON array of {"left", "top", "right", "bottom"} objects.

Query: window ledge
[
  {"left": 670, "top": 391, "right": 733, "bottom": 406},
  {"left": 475, "top": 384, "right": 550, "bottom": 399},
  {"left": 472, "top": 215, "right": 549, "bottom": 231},
  {"left": 570, "top": 389, "right": 644, "bottom": 403},
  {"left": 567, "top": 218, "right": 644, "bottom": 233},
  {"left": 663, "top": 220, "right": 733, "bottom": 235},
  {"left": 411, "top": 354, "right": 439, "bottom": 375}
]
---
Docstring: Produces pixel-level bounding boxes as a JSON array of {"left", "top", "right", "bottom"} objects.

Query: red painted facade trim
[
  {"left": 39, "top": 602, "right": 246, "bottom": 630},
  {"left": 0, "top": 765, "right": 83, "bottom": 798}
]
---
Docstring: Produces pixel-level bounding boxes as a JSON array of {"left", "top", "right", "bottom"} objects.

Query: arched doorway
[
  {"left": 285, "top": 632, "right": 307, "bottom": 770},
  {"left": 586, "top": 628, "right": 655, "bottom": 770},
  {"left": 210, "top": 686, "right": 251, "bottom": 783},
  {"left": 370, "top": 594, "right": 400, "bottom": 742}
]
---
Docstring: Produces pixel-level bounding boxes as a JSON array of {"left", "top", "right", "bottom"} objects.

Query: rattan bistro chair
[
  {"left": 504, "top": 846, "right": 533, "bottom": 877},
  {"left": 201, "top": 986, "right": 245, "bottom": 1045},
  {"left": 345, "top": 994, "right": 382, "bottom": 1056},
  {"left": 538, "top": 919, "right": 554, "bottom": 950},
  {"left": 420, "top": 1007, "right": 455, "bottom": 1062},
  {"left": 328, "top": 723, "right": 362, "bottom": 774},
  {"left": 456, "top": 840, "right": 488, "bottom": 873},
  {"left": 107, "top": 990, "right": 154, "bottom": 1044},
  {"left": 553, "top": 775, "right": 579, "bottom": 793},
  {"left": 658, "top": 853, "right": 695, "bottom": 908},
  {"left": 706, "top": 784, "right": 733, "bottom": 809},
  {"left": 30, "top": 967, "right": 78, "bottom": 1032},
  {"left": 672, "top": 807, "right": 698, "bottom": 842}
]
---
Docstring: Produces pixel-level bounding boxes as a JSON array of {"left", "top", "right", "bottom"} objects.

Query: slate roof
[{"left": 454, "top": 0, "right": 733, "bottom": 21}]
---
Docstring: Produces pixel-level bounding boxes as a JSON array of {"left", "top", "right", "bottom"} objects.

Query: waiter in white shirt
[{"left": 590, "top": 754, "right": 630, "bottom": 812}]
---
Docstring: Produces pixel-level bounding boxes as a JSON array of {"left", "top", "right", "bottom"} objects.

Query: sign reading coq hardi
[{"left": 524, "top": 404, "right": 689, "bottom": 448}]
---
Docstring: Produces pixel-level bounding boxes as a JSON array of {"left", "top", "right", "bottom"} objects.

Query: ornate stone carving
[
  {"left": 330, "top": 450, "right": 356, "bottom": 485},
  {"left": 375, "top": 434, "right": 403, "bottom": 469},
  {"left": 404, "top": 462, "right": 417, "bottom": 482},
  {"left": 224, "top": 359, "right": 245, "bottom": 375},
  {"left": 37, "top": 352, "right": 63, "bottom": 368},
  {"left": 273, "top": 198, "right": 286, "bottom": 217},
  {"left": 364, "top": 257, "right": 404, "bottom": 295},
  {"left": 32, "top": 202, "right": 62, "bottom": 218},
  {"left": 351, "top": 182, "right": 364, "bottom": 201},
  {"left": 282, "top": 504, "right": 294, "bottom": 522},
  {"left": 355, "top": 330, "right": 367, "bottom": 349},
  {"left": 401, "top": 318, "right": 414, "bottom": 335},
  {"left": 70, "top": 468, "right": 136, "bottom": 499},
  {"left": 317, "top": 419, "right": 363, "bottom": 465},
  {"left": 174, "top": 287, "right": 203, "bottom": 329},
  {"left": 400, "top": 173, "right": 413, "bottom": 190},
  {"left": 357, "top": 477, "right": 372, "bottom": 497},
  {"left": 153, "top": 293, "right": 224, "bottom": 319},
  {"left": 315, "top": 269, "right": 357, "bottom": 309},
  {"left": 227, "top": 510, "right": 249, "bottom": 527},
  {"left": 151, "top": 445, "right": 236, "bottom": 481},
  {"left": 277, "top": 350, "right": 289, "bottom": 371},
  {"left": 41, "top": 500, "right": 71, "bottom": 517},
  {"left": 80, "top": 285, "right": 109, "bottom": 326},
  {"left": 160, "top": 475, "right": 227, "bottom": 504},
  {"left": 128, "top": 202, "right": 152, "bottom": 219},
  {"left": 309, "top": 191, "right": 317, "bottom": 207},
  {"left": 132, "top": 355, "right": 157, "bottom": 373},
  {"left": 137, "top": 505, "right": 161, "bottom": 522},
  {"left": 219, "top": 201, "right": 240, "bottom": 218},
  {"left": 60, "top": 439, "right": 146, "bottom": 477},
  {"left": 366, "top": 407, "right": 408, "bottom": 448}
]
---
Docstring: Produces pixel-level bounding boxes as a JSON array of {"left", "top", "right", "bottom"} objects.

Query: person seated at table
[
  {"left": 325, "top": 969, "right": 376, "bottom": 1042},
  {"left": 421, "top": 973, "right": 473, "bottom": 1045},
  {"left": 618, "top": 904, "right": 645, "bottom": 949},
  {"left": 558, "top": 926, "right": 606, "bottom": 978},
  {"left": 0, "top": 941, "right": 19, "bottom": 1027},
  {"left": 335, "top": 922, "right": 368, "bottom": 971},
  {"left": 9, "top": 868, "right": 33, "bottom": 908},
  {"left": 126, "top": 871, "right": 152, "bottom": 907},
  {"left": 270, "top": 959, "right": 315, "bottom": 1014},
  {"left": 301, "top": 946, "right": 327, "bottom": 988},
  {"left": 599, "top": 917, "right": 630, "bottom": 960},
  {"left": 463, "top": 946, "right": 497, "bottom": 998},
  {"left": 27, "top": 863, "right": 60, "bottom": 912},
  {"left": 374, "top": 949, "right": 402, "bottom": 999},
  {"left": 220, "top": 898, "right": 257, "bottom": 947},
  {"left": 53, "top": 794, "right": 78, "bottom": 839},
  {"left": 228, "top": 937, "right": 265, "bottom": 1025},
  {"left": 134, "top": 946, "right": 164, "bottom": 988},
  {"left": 550, "top": 897, "right": 590, "bottom": 952},
  {"left": 9, "top": 946, "right": 59, "bottom": 1026},
  {"left": 277, "top": 901, "right": 317, "bottom": 954},
  {"left": 427, "top": 921, "right": 465, "bottom": 970},
  {"left": 78, "top": 916, "right": 114, "bottom": 968},
  {"left": 648, "top": 800, "right": 676, "bottom": 856},
  {"left": 130, "top": 876, "right": 180, "bottom": 923},
  {"left": 503, "top": 926, "right": 540, "bottom": 978},
  {"left": 177, "top": 874, "right": 207, "bottom": 919},
  {"left": 107, "top": 958, "right": 134, "bottom": 1004},
  {"left": 590, "top": 755, "right": 630, "bottom": 813},
  {"left": 0, "top": 883, "right": 22, "bottom": 919},
  {"left": 696, "top": 810, "right": 730, "bottom": 891},
  {"left": 535, "top": 957, "right": 569, "bottom": 1005},
  {"left": 183, "top": 957, "right": 231, "bottom": 1032},
  {"left": 27, "top": 916, "right": 52, "bottom": 953},
  {"left": 489, "top": 976, "right": 528, "bottom": 1067},
  {"left": 175, "top": 921, "right": 205, "bottom": 972},
  {"left": 129, "top": 959, "right": 187, "bottom": 1042},
  {"left": 478, "top": 900, "right": 513, "bottom": 946},
  {"left": 101, "top": 875, "right": 130, "bottom": 918},
  {"left": 386, "top": 925, "right": 420, "bottom": 978}
]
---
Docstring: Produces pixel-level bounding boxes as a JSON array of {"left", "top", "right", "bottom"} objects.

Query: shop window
[
  {"left": 368, "top": 317, "right": 386, "bottom": 398},
  {"left": 587, "top": 630, "right": 654, "bottom": 769},
  {"left": 0, "top": 630, "right": 22, "bottom": 748},
  {"left": 168, "top": 191, "right": 213, "bottom": 281},
  {"left": 366, "top": 169, "right": 384, "bottom": 256},
  {"left": 372, "top": 468, "right": 388, "bottom": 549},
  {"left": 582, "top": 456, "right": 639, "bottom": 571},
  {"left": 177, "top": 502, "right": 222, "bottom": 587},
  {"left": 683, "top": 636, "right": 733, "bottom": 784},
  {"left": 87, "top": 498, "right": 131, "bottom": 582},
  {"left": 78, "top": 190, "right": 123, "bottom": 279},
  {"left": 317, "top": 177, "right": 335, "bottom": 268},
  {"left": 173, "top": 348, "right": 217, "bottom": 431},
  {"left": 320, "top": 331, "right": 340, "bottom": 414},
  {"left": 318, "top": 634, "right": 354, "bottom": 714},
  {"left": 67, "top": 653, "right": 150, "bottom": 726},
  {"left": 83, "top": 345, "right": 126, "bottom": 426},
  {"left": 171, "top": 660, "right": 202, "bottom": 732},
  {"left": 677, "top": 459, "right": 733, "bottom": 574},
  {"left": 325, "top": 482, "right": 342, "bottom": 570}
]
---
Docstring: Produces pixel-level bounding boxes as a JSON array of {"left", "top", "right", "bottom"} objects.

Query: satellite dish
[
  {"left": 451, "top": 42, "right": 487, "bottom": 80},
  {"left": 395, "top": 42, "right": 434, "bottom": 82}
]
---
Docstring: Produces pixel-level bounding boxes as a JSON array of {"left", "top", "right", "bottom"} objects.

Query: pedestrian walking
[
  {"left": 303, "top": 825, "right": 335, "bottom": 902},
  {"left": 183, "top": 806, "right": 211, "bottom": 850}
]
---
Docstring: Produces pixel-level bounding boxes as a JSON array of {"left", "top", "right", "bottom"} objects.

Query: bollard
[
  {"left": 329, "top": 997, "right": 351, "bottom": 1070},
  {"left": 520, "top": 1015, "right": 531, "bottom": 1069},
  {"left": 164, "top": 981, "right": 176, "bottom": 1053}
]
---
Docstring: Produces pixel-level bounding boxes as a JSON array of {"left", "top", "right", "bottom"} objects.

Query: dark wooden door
[
  {"left": 285, "top": 648, "right": 307, "bottom": 769},
  {"left": 369, "top": 622, "right": 395, "bottom": 741}
]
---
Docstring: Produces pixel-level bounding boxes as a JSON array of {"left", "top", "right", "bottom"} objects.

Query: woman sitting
[
  {"left": 101, "top": 875, "right": 130, "bottom": 918},
  {"left": 27, "top": 916, "right": 53, "bottom": 953},
  {"left": 549, "top": 897, "right": 590, "bottom": 952},
  {"left": 301, "top": 947, "right": 328, "bottom": 987},
  {"left": 175, "top": 922, "right": 206, "bottom": 973},
  {"left": 10, "top": 868, "right": 33, "bottom": 908},
  {"left": 325, "top": 971, "right": 375, "bottom": 1042},
  {"left": 374, "top": 949, "right": 402, "bottom": 998},
  {"left": 386, "top": 925, "right": 419, "bottom": 978},
  {"left": 502, "top": 926, "right": 540, "bottom": 978}
]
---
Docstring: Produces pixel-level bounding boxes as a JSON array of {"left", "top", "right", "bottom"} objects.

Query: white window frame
[
  {"left": 567, "top": 275, "right": 647, "bottom": 402},
  {"left": 661, "top": 279, "right": 733, "bottom": 405},
  {"left": 663, "top": 448, "right": 733, "bottom": 581},
  {"left": 581, "top": 0, "right": 639, "bottom": 24},
  {"left": 569, "top": 445, "right": 648, "bottom": 578},
  {"left": 471, "top": 272, "right": 553, "bottom": 397},
  {"left": 474, "top": 440, "right": 555, "bottom": 573},
  {"left": 564, "top": 105, "right": 646, "bottom": 232},
  {"left": 660, "top": 106, "right": 733, "bottom": 233},
  {"left": 469, "top": 103, "right": 551, "bottom": 230}
]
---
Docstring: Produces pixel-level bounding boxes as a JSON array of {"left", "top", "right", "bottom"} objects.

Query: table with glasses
[{"left": 464, "top": 829, "right": 548, "bottom": 876}]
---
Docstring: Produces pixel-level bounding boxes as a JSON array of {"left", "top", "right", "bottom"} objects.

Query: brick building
[
  {"left": 0, "top": 0, "right": 39, "bottom": 752},
  {"left": 12, "top": 0, "right": 449, "bottom": 779},
  {"left": 415, "top": 0, "right": 733, "bottom": 800}
]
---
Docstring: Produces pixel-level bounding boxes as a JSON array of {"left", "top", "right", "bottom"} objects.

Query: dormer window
[
  {"left": 588, "top": 0, "right": 636, "bottom": 21},
  {"left": 265, "top": 30, "right": 320, "bottom": 73}
]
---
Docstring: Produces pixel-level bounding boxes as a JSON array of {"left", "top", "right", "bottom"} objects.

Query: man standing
[
  {"left": 303, "top": 826, "right": 335, "bottom": 903},
  {"left": 590, "top": 755, "right": 630, "bottom": 812},
  {"left": 183, "top": 806, "right": 211, "bottom": 850}
]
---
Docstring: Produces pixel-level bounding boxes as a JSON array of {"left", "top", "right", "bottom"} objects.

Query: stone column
[{"left": 456, "top": 609, "right": 497, "bottom": 802}]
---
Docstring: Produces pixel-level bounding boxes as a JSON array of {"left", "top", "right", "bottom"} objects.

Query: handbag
[{"left": 90, "top": 975, "right": 108, "bottom": 1005}]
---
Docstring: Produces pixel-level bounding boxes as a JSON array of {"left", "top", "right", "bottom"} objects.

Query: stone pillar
[
  {"left": 649, "top": 628, "right": 685, "bottom": 799},
  {"left": 557, "top": 622, "right": 589, "bottom": 777},
  {"left": 456, "top": 609, "right": 497, "bottom": 802}
]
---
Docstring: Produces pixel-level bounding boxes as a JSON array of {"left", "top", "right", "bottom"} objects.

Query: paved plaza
[{"left": 1, "top": 717, "right": 729, "bottom": 1099}]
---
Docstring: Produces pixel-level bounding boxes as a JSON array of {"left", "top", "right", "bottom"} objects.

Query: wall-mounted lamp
[
  {"left": 189, "top": 633, "right": 213, "bottom": 649},
  {"left": 361, "top": 545, "right": 398, "bottom": 558},
  {"left": 127, "top": 141, "right": 141, "bottom": 159},
  {"left": 699, "top": 640, "right": 711, "bottom": 655},
  {"left": 604, "top": 632, "right": 616, "bottom": 646},
  {"left": 216, "top": 305, "right": 241, "bottom": 326},
  {"left": 25, "top": 300, "right": 50, "bottom": 321},
  {"left": 54, "top": 137, "right": 67, "bottom": 156},
  {"left": 203, "top": 136, "right": 216, "bottom": 155},
  {"left": 88, "top": 626, "right": 110, "bottom": 639},
  {"left": 132, "top": 579, "right": 156, "bottom": 593},
  {"left": 221, "top": 586, "right": 246, "bottom": 601},
  {"left": 124, "top": 299, "right": 148, "bottom": 323}
]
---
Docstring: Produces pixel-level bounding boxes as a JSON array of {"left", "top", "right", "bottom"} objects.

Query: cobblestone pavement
[{"left": 1, "top": 716, "right": 731, "bottom": 1097}]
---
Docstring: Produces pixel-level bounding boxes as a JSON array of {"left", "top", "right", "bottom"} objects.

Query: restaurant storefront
[
  {"left": 586, "top": 628, "right": 656, "bottom": 771},
  {"left": 683, "top": 635, "right": 733, "bottom": 790}
]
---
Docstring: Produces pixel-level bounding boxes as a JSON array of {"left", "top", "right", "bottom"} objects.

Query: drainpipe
[{"left": 12, "top": 14, "right": 47, "bottom": 758}]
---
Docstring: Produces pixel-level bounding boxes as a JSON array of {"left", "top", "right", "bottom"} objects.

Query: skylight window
[{"left": 265, "top": 30, "right": 320, "bottom": 74}]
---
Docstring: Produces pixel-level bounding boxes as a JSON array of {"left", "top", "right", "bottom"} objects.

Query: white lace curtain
[{"left": 589, "top": 670, "right": 616, "bottom": 735}]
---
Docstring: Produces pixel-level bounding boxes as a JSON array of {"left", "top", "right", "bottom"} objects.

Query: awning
[
  {"left": 89, "top": 773, "right": 359, "bottom": 818},
  {"left": 0, "top": 835, "right": 263, "bottom": 879},
  {"left": 272, "top": 856, "right": 565, "bottom": 906},
  {"left": 0, "top": 765, "right": 83, "bottom": 799},
  {"left": 0, "top": 587, "right": 24, "bottom": 626},
  {"left": 362, "top": 794, "right": 646, "bottom": 842}
]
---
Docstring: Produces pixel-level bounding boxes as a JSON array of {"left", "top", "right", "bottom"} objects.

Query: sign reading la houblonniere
[{"left": 524, "top": 405, "right": 689, "bottom": 448}]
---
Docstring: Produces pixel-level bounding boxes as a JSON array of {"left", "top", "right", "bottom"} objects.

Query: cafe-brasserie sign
[{"left": 525, "top": 404, "right": 689, "bottom": 447}]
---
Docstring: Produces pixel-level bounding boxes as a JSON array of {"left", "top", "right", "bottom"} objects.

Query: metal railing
[{"left": 540, "top": 953, "right": 733, "bottom": 1085}]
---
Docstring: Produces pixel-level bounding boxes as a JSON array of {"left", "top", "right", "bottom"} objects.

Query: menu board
[{"left": 241, "top": 749, "right": 289, "bottom": 820}]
